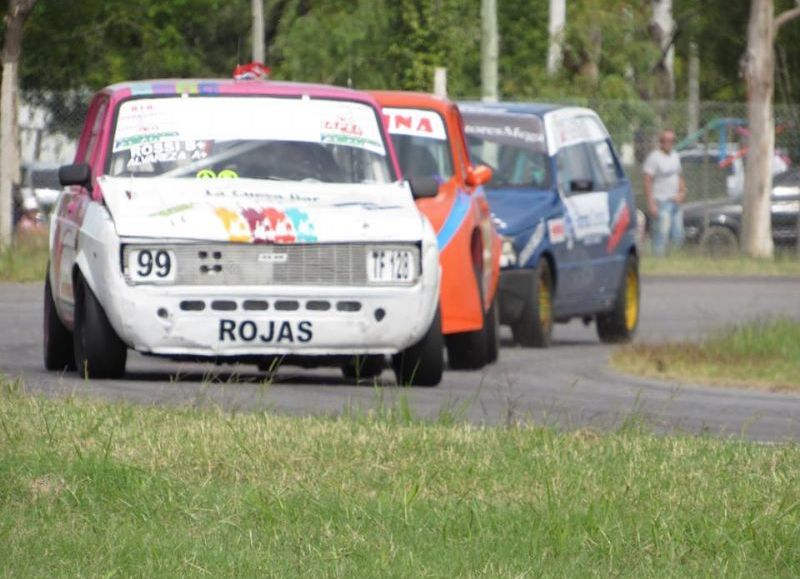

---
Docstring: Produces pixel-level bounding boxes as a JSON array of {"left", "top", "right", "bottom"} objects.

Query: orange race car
[{"left": 372, "top": 91, "right": 502, "bottom": 369}]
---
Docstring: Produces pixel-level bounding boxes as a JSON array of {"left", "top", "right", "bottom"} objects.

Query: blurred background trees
[{"left": 1, "top": 0, "right": 797, "bottom": 104}]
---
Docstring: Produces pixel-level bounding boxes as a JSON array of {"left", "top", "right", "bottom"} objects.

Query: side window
[
  {"left": 556, "top": 143, "right": 594, "bottom": 195},
  {"left": 75, "top": 98, "right": 109, "bottom": 166},
  {"left": 590, "top": 140, "right": 622, "bottom": 189}
]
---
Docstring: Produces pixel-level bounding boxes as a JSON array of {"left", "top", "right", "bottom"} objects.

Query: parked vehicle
[
  {"left": 46, "top": 76, "right": 444, "bottom": 385},
  {"left": 460, "top": 103, "right": 640, "bottom": 346},
  {"left": 683, "top": 168, "right": 800, "bottom": 254},
  {"left": 371, "top": 91, "right": 501, "bottom": 369}
]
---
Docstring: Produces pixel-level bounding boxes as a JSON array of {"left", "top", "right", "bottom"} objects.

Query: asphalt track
[{"left": 2, "top": 276, "right": 799, "bottom": 441}]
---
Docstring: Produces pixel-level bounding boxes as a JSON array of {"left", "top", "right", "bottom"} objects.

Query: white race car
[{"left": 45, "top": 79, "right": 443, "bottom": 385}]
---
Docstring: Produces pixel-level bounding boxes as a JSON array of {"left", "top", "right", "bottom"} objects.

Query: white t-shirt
[{"left": 643, "top": 149, "right": 682, "bottom": 201}]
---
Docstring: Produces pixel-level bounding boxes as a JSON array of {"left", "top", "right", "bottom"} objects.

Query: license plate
[
  {"left": 127, "top": 248, "right": 176, "bottom": 282},
  {"left": 367, "top": 249, "right": 415, "bottom": 283}
]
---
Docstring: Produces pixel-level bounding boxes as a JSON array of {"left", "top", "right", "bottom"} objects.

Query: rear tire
[
  {"left": 393, "top": 306, "right": 443, "bottom": 387},
  {"left": 341, "top": 355, "right": 385, "bottom": 382},
  {"left": 511, "top": 260, "right": 553, "bottom": 348},
  {"left": 73, "top": 273, "right": 128, "bottom": 378},
  {"left": 597, "top": 254, "right": 640, "bottom": 343},
  {"left": 43, "top": 270, "right": 75, "bottom": 371},
  {"left": 699, "top": 225, "right": 738, "bottom": 258}
]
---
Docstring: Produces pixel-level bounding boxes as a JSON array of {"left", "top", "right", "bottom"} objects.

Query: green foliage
[
  {"left": 613, "top": 318, "right": 800, "bottom": 391},
  {"left": 9, "top": 0, "right": 800, "bottom": 103},
  {"left": 1, "top": 390, "right": 799, "bottom": 576},
  {"left": 20, "top": 0, "right": 251, "bottom": 90}
]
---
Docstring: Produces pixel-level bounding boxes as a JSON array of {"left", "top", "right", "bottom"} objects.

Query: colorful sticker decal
[
  {"left": 606, "top": 202, "right": 631, "bottom": 253},
  {"left": 196, "top": 169, "right": 239, "bottom": 179},
  {"left": 284, "top": 208, "right": 317, "bottom": 242},
  {"left": 382, "top": 108, "right": 447, "bottom": 140},
  {"left": 563, "top": 191, "right": 610, "bottom": 241},
  {"left": 436, "top": 192, "right": 472, "bottom": 251},
  {"left": 214, "top": 206, "right": 318, "bottom": 244},
  {"left": 214, "top": 207, "right": 252, "bottom": 242},
  {"left": 149, "top": 203, "right": 195, "bottom": 218},
  {"left": 518, "top": 221, "right": 545, "bottom": 265},
  {"left": 547, "top": 218, "right": 566, "bottom": 244}
]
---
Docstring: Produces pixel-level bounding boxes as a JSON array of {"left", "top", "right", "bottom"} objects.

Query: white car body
[
  {"left": 50, "top": 177, "right": 440, "bottom": 358},
  {"left": 47, "top": 83, "right": 442, "bottom": 375}
]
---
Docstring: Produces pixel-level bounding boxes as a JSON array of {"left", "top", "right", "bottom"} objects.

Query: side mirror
[
  {"left": 466, "top": 164, "right": 493, "bottom": 187},
  {"left": 408, "top": 176, "right": 439, "bottom": 199},
  {"left": 59, "top": 163, "right": 92, "bottom": 191},
  {"left": 570, "top": 178, "right": 593, "bottom": 193}
]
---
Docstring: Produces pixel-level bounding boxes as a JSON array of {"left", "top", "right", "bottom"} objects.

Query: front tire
[
  {"left": 73, "top": 273, "right": 128, "bottom": 378},
  {"left": 511, "top": 260, "right": 553, "bottom": 348},
  {"left": 43, "top": 270, "right": 75, "bottom": 371},
  {"left": 393, "top": 306, "right": 443, "bottom": 386},
  {"left": 596, "top": 254, "right": 640, "bottom": 343},
  {"left": 484, "top": 295, "right": 499, "bottom": 364}
]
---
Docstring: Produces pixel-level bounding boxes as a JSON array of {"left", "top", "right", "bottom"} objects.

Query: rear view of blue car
[{"left": 460, "top": 103, "right": 640, "bottom": 347}]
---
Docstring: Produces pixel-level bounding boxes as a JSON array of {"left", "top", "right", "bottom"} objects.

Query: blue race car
[{"left": 459, "top": 103, "right": 639, "bottom": 347}]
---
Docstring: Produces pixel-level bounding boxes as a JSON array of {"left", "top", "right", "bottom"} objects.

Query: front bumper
[{"left": 108, "top": 284, "right": 437, "bottom": 356}]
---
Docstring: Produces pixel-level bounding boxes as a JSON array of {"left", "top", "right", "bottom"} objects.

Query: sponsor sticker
[
  {"left": 383, "top": 108, "right": 447, "bottom": 140},
  {"left": 219, "top": 319, "right": 313, "bottom": 344},
  {"left": 547, "top": 218, "right": 566, "bottom": 244}
]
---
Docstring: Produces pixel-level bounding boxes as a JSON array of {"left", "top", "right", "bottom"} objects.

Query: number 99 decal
[{"left": 127, "top": 249, "right": 176, "bottom": 283}]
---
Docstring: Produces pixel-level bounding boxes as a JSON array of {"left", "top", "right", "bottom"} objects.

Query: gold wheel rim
[
  {"left": 539, "top": 271, "right": 552, "bottom": 329},
  {"left": 624, "top": 267, "right": 639, "bottom": 331}
]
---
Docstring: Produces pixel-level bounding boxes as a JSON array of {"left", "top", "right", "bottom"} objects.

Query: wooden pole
[
  {"left": 251, "top": 0, "right": 265, "bottom": 63},
  {"left": 481, "top": 0, "right": 498, "bottom": 102}
]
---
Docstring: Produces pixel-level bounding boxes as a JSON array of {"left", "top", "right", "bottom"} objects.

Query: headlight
[{"left": 500, "top": 236, "right": 517, "bottom": 268}]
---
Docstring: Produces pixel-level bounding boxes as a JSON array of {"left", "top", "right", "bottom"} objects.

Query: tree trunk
[
  {"left": 547, "top": 0, "right": 566, "bottom": 75},
  {"left": 650, "top": 0, "right": 675, "bottom": 99},
  {"left": 1, "top": 0, "right": 37, "bottom": 249},
  {"left": 481, "top": 0, "right": 498, "bottom": 102},
  {"left": 741, "top": 0, "right": 776, "bottom": 258}
]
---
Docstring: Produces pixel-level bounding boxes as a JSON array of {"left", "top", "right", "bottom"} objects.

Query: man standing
[{"left": 643, "top": 130, "right": 686, "bottom": 256}]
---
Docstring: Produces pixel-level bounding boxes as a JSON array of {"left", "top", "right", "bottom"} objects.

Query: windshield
[
  {"left": 383, "top": 107, "right": 453, "bottom": 180},
  {"left": 108, "top": 96, "right": 393, "bottom": 184},
  {"left": 463, "top": 111, "right": 551, "bottom": 190}
]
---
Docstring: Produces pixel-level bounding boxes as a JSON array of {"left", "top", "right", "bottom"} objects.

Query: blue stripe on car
[{"left": 436, "top": 192, "right": 472, "bottom": 251}]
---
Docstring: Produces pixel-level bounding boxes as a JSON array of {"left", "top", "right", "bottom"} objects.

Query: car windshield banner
[
  {"left": 113, "top": 97, "right": 387, "bottom": 156},
  {"left": 462, "top": 112, "right": 546, "bottom": 152}
]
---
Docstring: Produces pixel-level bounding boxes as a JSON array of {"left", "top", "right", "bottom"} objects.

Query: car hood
[
  {"left": 485, "top": 188, "right": 556, "bottom": 236},
  {"left": 99, "top": 177, "right": 426, "bottom": 244}
]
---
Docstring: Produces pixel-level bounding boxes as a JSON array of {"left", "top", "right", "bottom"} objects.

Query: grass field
[
  {"left": 640, "top": 249, "right": 800, "bottom": 277},
  {"left": 612, "top": 319, "right": 800, "bottom": 393},
  {"left": 1, "top": 381, "right": 798, "bottom": 577},
  {"left": 0, "top": 232, "right": 48, "bottom": 283}
]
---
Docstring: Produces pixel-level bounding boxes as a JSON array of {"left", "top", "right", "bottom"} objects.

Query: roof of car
[
  {"left": 100, "top": 78, "right": 380, "bottom": 106},
  {"left": 457, "top": 101, "right": 567, "bottom": 117},
  {"left": 370, "top": 91, "right": 455, "bottom": 115}
]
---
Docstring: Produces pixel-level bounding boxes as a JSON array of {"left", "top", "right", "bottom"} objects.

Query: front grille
[{"left": 122, "top": 243, "right": 420, "bottom": 287}]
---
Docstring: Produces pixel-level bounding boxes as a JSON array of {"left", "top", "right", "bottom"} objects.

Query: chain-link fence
[
  {"left": 501, "top": 98, "right": 800, "bottom": 206},
  {"left": 20, "top": 93, "right": 800, "bottom": 201}
]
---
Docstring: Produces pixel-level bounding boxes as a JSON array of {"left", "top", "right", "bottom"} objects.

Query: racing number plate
[
  {"left": 367, "top": 249, "right": 415, "bottom": 283},
  {"left": 127, "top": 248, "right": 176, "bottom": 283}
]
